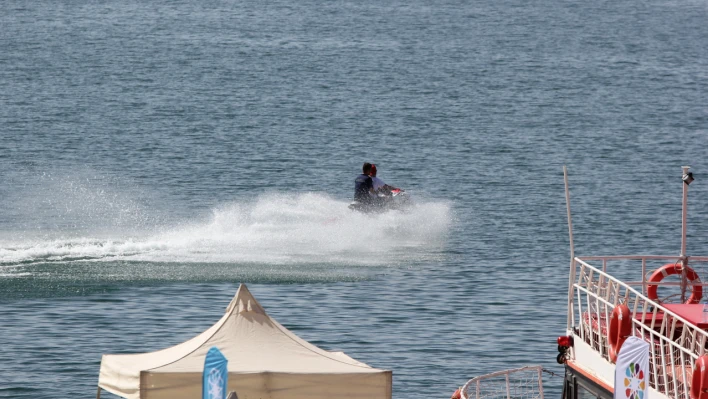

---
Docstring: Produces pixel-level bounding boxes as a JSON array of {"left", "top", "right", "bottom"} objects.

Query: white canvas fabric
[
  {"left": 98, "top": 284, "right": 392, "bottom": 399},
  {"left": 614, "top": 336, "right": 649, "bottom": 399}
]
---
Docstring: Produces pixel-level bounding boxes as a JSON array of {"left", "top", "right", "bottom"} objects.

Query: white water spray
[{"left": 0, "top": 193, "right": 451, "bottom": 269}]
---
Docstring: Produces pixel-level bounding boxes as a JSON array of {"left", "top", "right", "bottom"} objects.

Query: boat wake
[{"left": 0, "top": 193, "right": 452, "bottom": 272}]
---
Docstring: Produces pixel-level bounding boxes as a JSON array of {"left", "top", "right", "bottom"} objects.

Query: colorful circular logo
[{"left": 624, "top": 362, "right": 646, "bottom": 399}]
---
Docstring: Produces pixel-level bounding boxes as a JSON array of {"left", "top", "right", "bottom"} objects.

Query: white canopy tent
[{"left": 97, "top": 284, "right": 392, "bottom": 399}]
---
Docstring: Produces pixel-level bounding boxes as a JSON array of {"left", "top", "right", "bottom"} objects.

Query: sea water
[{"left": 1, "top": 0, "right": 708, "bottom": 397}]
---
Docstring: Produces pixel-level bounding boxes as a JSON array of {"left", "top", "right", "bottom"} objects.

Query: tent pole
[{"left": 96, "top": 386, "right": 101, "bottom": 399}]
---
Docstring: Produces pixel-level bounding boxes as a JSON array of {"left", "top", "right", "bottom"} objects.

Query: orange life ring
[
  {"left": 608, "top": 304, "right": 632, "bottom": 363},
  {"left": 647, "top": 263, "right": 702, "bottom": 304},
  {"left": 691, "top": 355, "right": 708, "bottom": 399}
]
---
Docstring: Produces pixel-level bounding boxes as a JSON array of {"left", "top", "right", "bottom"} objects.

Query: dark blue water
[{"left": 2, "top": 0, "right": 708, "bottom": 397}]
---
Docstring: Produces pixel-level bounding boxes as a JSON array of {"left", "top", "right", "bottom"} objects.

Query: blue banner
[{"left": 203, "top": 346, "right": 229, "bottom": 399}]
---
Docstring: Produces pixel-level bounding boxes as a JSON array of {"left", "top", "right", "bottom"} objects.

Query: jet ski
[{"left": 348, "top": 188, "right": 411, "bottom": 213}]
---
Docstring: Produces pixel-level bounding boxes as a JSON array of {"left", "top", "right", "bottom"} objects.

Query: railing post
[
  {"left": 660, "top": 338, "right": 669, "bottom": 396},
  {"left": 642, "top": 258, "right": 646, "bottom": 295},
  {"left": 577, "top": 289, "right": 585, "bottom": 342},
  {"left": 567, "top": 258, "right": 577, "bottom": 331},
  {"left": 648, "top": 329, "right": 658, "bottom": 391},
  {"left": 505, "top": 373, "right": 511, "bottom": 399}
]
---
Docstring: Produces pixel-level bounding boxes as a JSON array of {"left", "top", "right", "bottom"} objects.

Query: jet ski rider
[
  {"left": 370, "top": 164, "right": 399, "bottom": 195},
  {"left": 354, "top": 162, "right": 375, "bottom": 205}
]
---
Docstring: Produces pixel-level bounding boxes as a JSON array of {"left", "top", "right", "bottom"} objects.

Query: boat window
[
  {"left": 576, "top": 382, "right": 599, "bottom": 399},
  {"left": 563, "top": 379, "right": 574, "bottom": 399},
  {"left": 563, "top": 367, "right": 613, "bottom": 399}
]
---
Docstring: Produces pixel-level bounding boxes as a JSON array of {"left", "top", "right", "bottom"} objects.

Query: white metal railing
[
  {"left": 576, "top": 255, "right": 708, "bottom": 297},
  {"left": 570, "top": 257, "right": 708, "bottom": 399},
  {"left": 460, "top": 366, "right": 544, "bottom": 399}
]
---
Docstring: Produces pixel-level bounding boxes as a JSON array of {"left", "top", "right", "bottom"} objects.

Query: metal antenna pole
[
  {"left": 564, "top": 166, "right": 576, "bottom": 331},
  {"left": 681, "top": 166, "right": 690, "bottom": 259},
  {"left": 681, "top": 166, "right": 691, "bottom": 302},
  {"left": 564, "top": 165, "right": 575, "bottom": 261}
]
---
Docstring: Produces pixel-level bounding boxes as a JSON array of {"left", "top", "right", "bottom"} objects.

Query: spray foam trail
[{"left": 0, "top": 193, "right": 452, "bottom": 268}]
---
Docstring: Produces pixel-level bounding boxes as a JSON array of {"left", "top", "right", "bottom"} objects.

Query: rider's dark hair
[{"left": 362, "top": 162, "right": 372, "bottom": 174}]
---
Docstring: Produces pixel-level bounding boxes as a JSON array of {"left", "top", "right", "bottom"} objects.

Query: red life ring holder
[
  {"left": 608, "top": 304, "right": 632, "bottom": 363},
  {"left": 692, "top": 355, "right": 708, "bottom": 399},
  {"left": 647, "top": 263, "right": 702, "bottom": 304}
]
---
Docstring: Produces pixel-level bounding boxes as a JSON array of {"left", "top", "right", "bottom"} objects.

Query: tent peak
[{"left": 225, "top": 284, "right": 266, "bottom": 316}]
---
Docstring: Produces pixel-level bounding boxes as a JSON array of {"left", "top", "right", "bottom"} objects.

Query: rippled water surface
[{"left": 2, "top": 0, "right": 708, "bottom": 397}]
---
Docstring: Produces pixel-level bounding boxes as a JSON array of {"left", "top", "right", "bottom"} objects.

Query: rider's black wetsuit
[{"left": 354, "top": 174, "right": 374, "bottom": 204}]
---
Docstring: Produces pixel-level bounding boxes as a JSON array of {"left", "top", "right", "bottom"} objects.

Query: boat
[
  {"left": 557, "top": 166, "right": 708, "bottom": 399},
  {"left": 456, "top": 166, "right": 707, "bottom": 399}
]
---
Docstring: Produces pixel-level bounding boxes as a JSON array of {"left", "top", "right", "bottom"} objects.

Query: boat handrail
[
  {"left": 571, "top": 255, "right": 708, "bottom": 300},
  {"left": 460, "top": 365, "right": 544, "bottom": 399},
  {"left": 579, "top": 255, "right": 708, "bottom": 261},
  {"left": 573, "top": 257, "right": 708, "bottom": 340}
]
